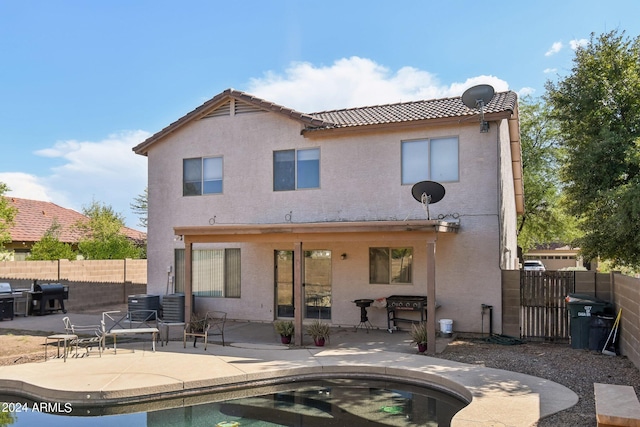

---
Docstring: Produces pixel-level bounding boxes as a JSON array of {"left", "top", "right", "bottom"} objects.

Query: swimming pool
[{"left": 1, "top": 378, "right": 467, "bottom": 426}]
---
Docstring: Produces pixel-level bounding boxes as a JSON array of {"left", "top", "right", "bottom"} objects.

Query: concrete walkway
[{"left": 0, "top": 308, "right": 578, "bottom": 426}]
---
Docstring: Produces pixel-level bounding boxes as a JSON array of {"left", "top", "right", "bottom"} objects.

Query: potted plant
[
  {"left": 306, "top": 320, "right": 331, "bottom": 346},
  {"left": 273, "top": 320, "right": 294, "bottom": 344},
  {"left": 410, "top": 322, "right": 429, "bottom": 353}
]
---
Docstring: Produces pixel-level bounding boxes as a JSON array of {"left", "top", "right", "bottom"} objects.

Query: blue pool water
[{"left": 1, "top": 379, "right": 467, "bottom": 426}]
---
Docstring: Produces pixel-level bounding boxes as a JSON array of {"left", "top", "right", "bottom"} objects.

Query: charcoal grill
[
  {"left": 31, "top": 283, "right": 68, "bottom": 315},
  {"left": 0, "top": 282, "right": 14, "bottom": 320},
  {"left": 353, "top": 299, "right": 374, "bottom": 333},
  {"left": 386, "top": 295, "right": 428, "bottom": 332}
]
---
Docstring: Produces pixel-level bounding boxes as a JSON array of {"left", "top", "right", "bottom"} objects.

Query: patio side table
[{"left": 45, "top": 334, "right": 78, "bottom": 362}]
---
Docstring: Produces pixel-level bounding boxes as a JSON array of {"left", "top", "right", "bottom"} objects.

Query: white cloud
[
  {"left": 545, "top": 42, "right": 563, "bottom": 56},
  {"left": 517, "top": 87, "right": 536, "bottom": 97},
  {"left": 3, "top": 130, "right": 150, "bottom": 229},
  {"left": 570, "top": 38, "right": 588, "bottom": 50},
  {"left": 247, "top": 57, "right": 509, "bottom": 112},
  {"left": 544, "top": 68, "right": 557, "bottom": 74},
  {"left": 0, "top": 172, "right": 56, "bottom": 202}
]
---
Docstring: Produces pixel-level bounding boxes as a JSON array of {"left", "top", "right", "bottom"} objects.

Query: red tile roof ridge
[{"left": 5, "top": 197, "right": 145, "bottom": 244}]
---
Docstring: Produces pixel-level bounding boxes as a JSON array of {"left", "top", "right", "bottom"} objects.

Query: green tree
[
  {"left": 27, "top": 219, "right": 77, "bottom": 260},
  {"left": 516, "top": 97, "right": 580, "bottom": 252},
  {"left": 0, "top": 182, "right": 17, "bottom": 260},
  {"left": 130, "top": 187, "right": 148, "bottom": 229},
  {"left": 76, "top": 200, "right": 143, "bottom": 260},
  {"left": 545, "top": 30, "right": 640, "bottom": 267}
]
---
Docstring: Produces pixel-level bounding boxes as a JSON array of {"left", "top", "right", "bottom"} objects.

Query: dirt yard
[{"left": 0, "top": 330, "right": 48, "bottom": 365}]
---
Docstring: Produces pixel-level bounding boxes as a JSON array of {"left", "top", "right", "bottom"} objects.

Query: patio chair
[
  {"left": 62, "top": 316, "right": 104, "bottom": 357},
  {"left": 206, "top": 311, "right": 226, "bottom": 346},
  {"left": 183, "top": 311, "right": 226, "bottom": 350}
]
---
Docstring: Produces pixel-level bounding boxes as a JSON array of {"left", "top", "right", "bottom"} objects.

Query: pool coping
[{"left": 0, "top": 343, "right": 578, "bottom": 426}]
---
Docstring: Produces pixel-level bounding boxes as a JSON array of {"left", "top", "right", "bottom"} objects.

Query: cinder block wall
[
  {"left": 612, "top": 273, "right": 640, "bottom": 370},
  {"left": 575, "top": 271, "right": 612, "bottom": 300},
  {"left": 501, "top": 270, "right": 521, "bottom": 337},
  {"left": 0, "top": 259, "right": 147, "bottom": 284},
  {"left": 502, "top": 270, "right": 640, "bottom": 372},
  {"left": 3, "top": 278, "right": 147, "bottom": 312}
]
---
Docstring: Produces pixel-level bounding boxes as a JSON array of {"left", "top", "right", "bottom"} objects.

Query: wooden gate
[{"left": 520, "top": 271, "right": 575, "bottom": 340}]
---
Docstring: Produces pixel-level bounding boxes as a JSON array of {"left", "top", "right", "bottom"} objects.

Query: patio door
[
  {"left": 275, "top": 249, "right": 332, "bottom": 320},
  {"left": 304, "top": 250, "right": 332, "bottom": 320},
  {"left": 275, "top": 250, "right": 294, "bottom": 318}
]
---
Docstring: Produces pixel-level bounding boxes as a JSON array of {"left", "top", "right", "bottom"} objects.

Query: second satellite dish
[
  {"left": 462, "top": 84, "right": 495, "bottom": 133},
  {"left": 411, "top": 181, "right": 445, "bottom": 220},
  {"left": 411, "top": 181, "right": 445, "bottom": 204}
]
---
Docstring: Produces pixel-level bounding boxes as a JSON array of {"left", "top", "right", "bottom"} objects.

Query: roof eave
[
  {"left": 301, "top": 110, "right": 516, "bottom": 137},
  {"left": 133, "top": 89, "right": 333, "bottom": 155}
]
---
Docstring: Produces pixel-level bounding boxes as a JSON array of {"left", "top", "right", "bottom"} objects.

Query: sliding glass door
[{"left": 274, "top": 250, "right": 331, "bottom": 320}]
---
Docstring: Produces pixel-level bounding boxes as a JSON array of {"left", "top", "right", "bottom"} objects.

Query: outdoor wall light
[
  {"left": 341, "top": 253, "right": 347, "bottom": 260},
  {"left": 174, "top": 235, "right": 183, "bottom": 242}
]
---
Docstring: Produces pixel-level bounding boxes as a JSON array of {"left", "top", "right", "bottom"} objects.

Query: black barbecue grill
[
  {"left": 0, "top": 282, "right": 15, "bottom": 320},
  {"left": 386, "top": 295, "right": 428, "bottom": 332},
  {"left": 30, "top": 283, "right": 68, "bottom": 315}
]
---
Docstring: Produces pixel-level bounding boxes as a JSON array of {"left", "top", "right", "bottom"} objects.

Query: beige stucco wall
[{"left": 143, "top": 106, "right": 516, "bottom": 333}]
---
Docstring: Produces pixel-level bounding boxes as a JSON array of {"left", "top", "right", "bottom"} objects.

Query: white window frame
[
  {"left": 401, "top": 137, "right": 459, "bottom": 184},
  {"left": 183, "top": 156, "right": 223, "bottom": 196},
  {"left": 273, "top": 148, "right": 320, "bottom": 191}
]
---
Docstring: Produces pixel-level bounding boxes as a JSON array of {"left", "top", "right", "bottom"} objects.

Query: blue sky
[{"left": 1, "top": 0, "right": 639, "bottom": 230}]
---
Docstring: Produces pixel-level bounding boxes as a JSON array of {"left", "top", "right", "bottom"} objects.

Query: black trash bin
[
  {"left": 566, "top": 294, "right": 612, "bottom": 349},
  {"left": 588, "top": 314, "right": 615, "bottom": 351}
]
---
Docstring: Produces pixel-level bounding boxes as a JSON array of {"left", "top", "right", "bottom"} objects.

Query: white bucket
[{"left": 439, "top": 319, "right": 453, "bottom": 336}]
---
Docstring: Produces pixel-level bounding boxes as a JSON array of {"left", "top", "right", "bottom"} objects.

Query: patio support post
[
  {"left": 184, "top": 239, "right": 193, "bottom": 326},
  {"left": 294, "top": 241, "right": 304, "bottom": 346},
  {"left": 426, "top": 238, "right": 437, "bottom": 355}
]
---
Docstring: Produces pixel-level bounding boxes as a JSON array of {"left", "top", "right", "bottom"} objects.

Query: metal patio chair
[{"left": 62, "top": 316, "right": 104, "bottom": 357}]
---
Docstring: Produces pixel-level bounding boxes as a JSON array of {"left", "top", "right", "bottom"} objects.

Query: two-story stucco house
[{"left": 133, "top": 88, "right": 523, "bottom": 350}]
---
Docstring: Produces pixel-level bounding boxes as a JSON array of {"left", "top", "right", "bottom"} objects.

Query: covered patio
[{"left": 174, "top": 219, "right": 459, "bottom": 354}]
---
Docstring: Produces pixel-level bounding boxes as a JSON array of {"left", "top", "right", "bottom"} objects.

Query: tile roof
[
  {"left": 133, "top": 88, "right": 518, "bottom": 154},
  {"left": 6, "top": 197, "right": 146, "bottom": 244},
  {"left": 308, "top": 91, "right": 518, "bottom": 129}
]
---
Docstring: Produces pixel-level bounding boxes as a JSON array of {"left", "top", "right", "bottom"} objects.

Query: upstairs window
[
  {"left": 183, "top": 157, "right": 223, "bottom": 196},
  {"left": 273, "top": 148, "right": 320, "bottom": 191},
  {"left": 401, "top": 137, "right": 458, "bottom": 184}
]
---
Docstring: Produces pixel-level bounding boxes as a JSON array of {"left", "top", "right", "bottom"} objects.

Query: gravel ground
[{"left": 436, "top": 337, "right": 640, "bottom": 426}]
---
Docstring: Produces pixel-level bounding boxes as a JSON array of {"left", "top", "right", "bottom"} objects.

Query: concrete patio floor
[{"left": 0, "top": 307, "right": 578, "bottom": 426}]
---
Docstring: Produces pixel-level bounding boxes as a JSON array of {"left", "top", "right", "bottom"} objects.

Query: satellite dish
[
  {"left": 461, "top": 84, "right": 495, "bottom": 133},
  {"left": 411, "top": 181, "right": 445, "bottom": 220},
  {"left": 461, "top": 84, "right": 495, "bottom": 109},
  {"left": 412, "top": 181, "right": 445, "bottom": 204}
]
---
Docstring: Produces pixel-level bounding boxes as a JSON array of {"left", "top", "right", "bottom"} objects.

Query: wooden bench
[{"left": 595, "top": 383, "right": 640, "bottom": 427}]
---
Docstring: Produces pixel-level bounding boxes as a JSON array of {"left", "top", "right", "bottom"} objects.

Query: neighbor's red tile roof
[{"left": 6, "top": 197, "right": 145, "bottom": 244}]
